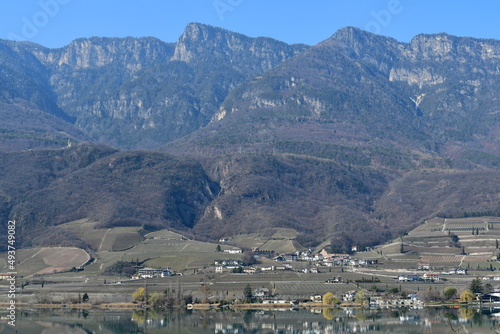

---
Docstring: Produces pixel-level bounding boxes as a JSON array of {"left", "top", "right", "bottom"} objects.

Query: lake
[{"left": 1, "top": 307, "right": 500, "bottom": 333}]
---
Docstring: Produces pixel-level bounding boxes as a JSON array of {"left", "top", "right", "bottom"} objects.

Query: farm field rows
[
  {"left": 3, "top": 247, "right": 90, "bottom": 276},
  {"left": 5, "top": 216, "right": 500, "bottom": 305}
]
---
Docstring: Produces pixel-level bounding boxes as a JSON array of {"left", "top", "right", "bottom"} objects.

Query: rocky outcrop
[
  {"left": 32, "top": 36, "right": 174, "bottom": 71},
  {"left": 172, "top": 23, "right": 308, "bottom": 73},
  {"left": 3, "top": 24, "right": 309, "bottom": 149}
]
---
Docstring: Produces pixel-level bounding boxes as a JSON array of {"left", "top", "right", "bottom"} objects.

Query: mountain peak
[
  {"left": 317, "top": 26, "right": 399, "bottom": 55},
  {"left": 172, "top": 22, "right": 255, "bottom": 62},
  {"left": 332, "top": 26, "right": 365, "bottom": 38},
  {"left": 171, "top": 22, "right": 308, "bottom": 65},
  {"left": 182, "top": 22, "right": 233, "bottom": 37},
  {"left": 31, "top": 36, "right": 173, "bottom": 71}
]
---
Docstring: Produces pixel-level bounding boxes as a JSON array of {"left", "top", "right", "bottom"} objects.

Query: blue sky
[{"left": 1, "top": 0, "right": 499, "bottom": 48}]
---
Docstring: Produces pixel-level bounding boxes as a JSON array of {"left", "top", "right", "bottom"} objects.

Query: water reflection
[{"left": 1, "top": 307, "right": 500, "bottom": 333}]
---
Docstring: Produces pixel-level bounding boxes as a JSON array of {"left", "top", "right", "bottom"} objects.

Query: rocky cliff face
[
  {"left": 172, "top": 23, "right": 308, "bottom": 73},
  {"left": 3, "top": 25, "right": 498, "bottom": 152},
  {"left": 210, "top": 27, "right": 500, "bottom": 155},
  {"left": 3, "top": 24, "right": 309, "bottom": 149},
  {"left": 32, "top": 36, "right": 174, "bottom": 70},
  {"left": 2, "top": 25, "right": 500, "bottom": 251}
]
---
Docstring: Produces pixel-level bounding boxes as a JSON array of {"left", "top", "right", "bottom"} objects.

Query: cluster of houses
[
  {"left": 214, "top": 260, "right": 246, "bottom": 273},
  {"left": 210, "top": 248, "right": 382, "bottom": 274},
  {"left": 309, "top": 291, "right": 424, "bottom": 308},
  {"left": 271, "top": 249, "right": 378, "bottom": 267},
  {"left": 273, "top": 249, "right": 354, "bottom": 266},
  {"left": 131, "top": 267, "right": 175, "bottom": 279},
  {"left": 252, "top": 288, "right": 422, "bottom": 308},
  {"left": 397, "top": 268, "right": 468, "bottom": 282},
  {"left": 369, "top": 294, "right": 424, "bottom": 308}
]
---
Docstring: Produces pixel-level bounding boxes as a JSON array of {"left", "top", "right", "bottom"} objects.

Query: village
[
  {"left": 117, "top": 245, "right": 494, "bottom": 309},
  {"left": 3, "top": 217, "right": 500, "bottom": 309}
]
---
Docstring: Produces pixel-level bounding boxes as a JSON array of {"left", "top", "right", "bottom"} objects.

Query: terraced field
[
  {"left": 9, "top": 247, "right": 90, "bottom": 276},
  {"left": 419, "top": 255, "right": 463, "bottom": 264},
  {"left": 144, "top": 230, "right": 185, "bottom": 239},
  {"left": 58, "top": 219, "right": 146, "bottom": 251},
  {"left": 271, "top": 228, "right": 300, "bottom": 240},
  {"left": 356, "top": 216, "right": 500, "bottom": 272},
  {"left": 229, "top": 228, "right": 304, "bottom": 253},
  {"left": 229, "top": 233, "right": 267, "bottom": 249},
  {"left": 259, "top": 239, "right": 300, "bottom": 253}
]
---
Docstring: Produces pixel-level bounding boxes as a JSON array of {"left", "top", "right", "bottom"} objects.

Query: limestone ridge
[
  {"left": 31, "top": 36, "right": 174, "bottom": 71},
  {"left": 212, "top": 26, "right": 500, "bottom": 155},
  {"left": 2, "top": 25, "right": 498, "bottom": 151},
  {"left": 172, "top": 22, "right": 309, "bottom": 73},
  {"left": 0, "top": 23, "right": 310, "bottom": 149},
  {"left": 1, "top": 26, "right": 500, "bottom": 251}
]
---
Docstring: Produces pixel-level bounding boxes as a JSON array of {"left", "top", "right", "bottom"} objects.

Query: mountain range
[{"left": 1, "top": 23, "right": 499, "bottom": 252}]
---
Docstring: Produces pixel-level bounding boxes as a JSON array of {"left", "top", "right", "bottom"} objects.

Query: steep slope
[
  {"left": 0, "top": 40, "right": 87, "bottom": 151},
  {"left": 0, "top": 24, "right": 308, "bottom": 150},
  {"left": 26, "top": 36, "right": 176, "bottom": 148},
  {"left": 0, "top": 100, "right": 88, "bottom": 152},
  {"left": 0, "top": 40, "right": 71, "bottom": 121},
  {"left": 0, "top": 144, "right": 218, "bottom": 249},
  {"left": 172, "top": 23, "right": 308, "bottom": 73},
  {"left": 20, "top": 23, "right": 308, "bottom": 149},
  {"left": 193, "top": 153, "right": 391, "bottom": 248},
  {"left": 178, "top": 27, "right": 500, "bottom": 163},
  {"left": 1, "top": 25, "right": 499, "bottom": 251},
  {"left": 163, "top": 27, "right": 500, "bottom": 249}
]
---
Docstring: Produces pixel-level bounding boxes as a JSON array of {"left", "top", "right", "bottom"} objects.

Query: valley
[
  {"left": 0, "top": 23, "right": 499, "bottom": 310},
  {"left": 2, "top": 216, "right": 500, "bottom": 307}
]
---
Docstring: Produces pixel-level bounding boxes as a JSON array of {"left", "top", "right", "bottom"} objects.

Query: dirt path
[
  {"left": 98, "top": 229, "right": 112, "bottom": 251},
  {"left": 179, "top": 243, "right": 189, "bottom": 252},
  {"left": 28, "top": 248, "right": 45, "bottom": 261}
]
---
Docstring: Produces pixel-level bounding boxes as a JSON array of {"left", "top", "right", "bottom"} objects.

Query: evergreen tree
[
  {"left": 469, "top": 277, "right": 483, "bottom": 294},
  {"left": 243, "top": 284, "right": 253, "bottom": 303},
  {"left": 444, "top": 287, "right": 457, "bottom": 300}
]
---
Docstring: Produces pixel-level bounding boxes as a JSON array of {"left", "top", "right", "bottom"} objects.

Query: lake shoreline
[{"left": 1, "top": 301, "right": 471, "bottom": 310}]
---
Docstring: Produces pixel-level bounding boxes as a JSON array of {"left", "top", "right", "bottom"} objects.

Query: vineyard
[
  {"left": 356, "top": 216, "right": 500, "bottom": 271},
  {"left": 14, "top": 247, "right": 90, "bottom": 276}
]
